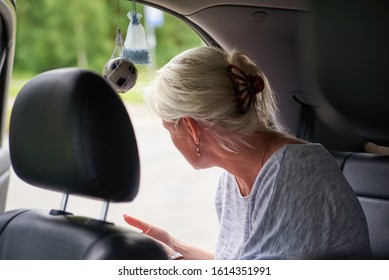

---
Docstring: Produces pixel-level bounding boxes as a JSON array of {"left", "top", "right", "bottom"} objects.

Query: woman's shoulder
[
  {"left": 281, "top": 142, "right": 334, "bottom": 162},
  {"left": 267, "top": 132, "right": 331, "bottom": 162},
  {"left": 272, "top": 142, "right": 344, "bottom": 189},
  {"left": 282, "top": 142, "right": 326, "bottom": 152},
  {"left": 263, "top": 141, "right": 339, "bottom": 182}
]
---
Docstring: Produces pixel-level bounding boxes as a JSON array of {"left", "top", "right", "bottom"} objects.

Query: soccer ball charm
[{"left": 103, "top": 57, "right": 138, "bottom": 93}]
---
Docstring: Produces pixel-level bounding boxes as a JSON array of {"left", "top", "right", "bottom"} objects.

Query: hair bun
[{"left": 248, "top": 74, "right": 265, "bottom": 95}]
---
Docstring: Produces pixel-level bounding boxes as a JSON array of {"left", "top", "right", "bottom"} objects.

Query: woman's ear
[{"left": 182, "top": 117, "right": 201, "bottom": 145}]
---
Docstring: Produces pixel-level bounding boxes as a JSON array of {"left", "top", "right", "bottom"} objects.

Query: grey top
[{"left": 215, "top": 144, "right": 371, "bottom": 259}]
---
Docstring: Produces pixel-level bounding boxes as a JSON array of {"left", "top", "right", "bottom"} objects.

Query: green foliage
[
  {"left": 14, "top": 0, "right": 113, "bottom": 74},
  {"left": 154, "top": 13, "right": 204, "bottom": 67},
  {"left": 13, "top": 0, "right": 204, "bottom": 76}
]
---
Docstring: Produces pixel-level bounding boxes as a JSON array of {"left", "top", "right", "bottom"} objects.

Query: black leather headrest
[
  {"left": 9, "top": 68, "right": 140, "bottom": 202},
  {"left": 312, "top": 0, "right": 389, "bottom": 146}
]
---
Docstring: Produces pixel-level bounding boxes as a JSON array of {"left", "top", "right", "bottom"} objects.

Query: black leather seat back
[
  {"left": 0, "top": 209, "right": 166, "bottom": 260},
  {"left": 0, "top": 68, "right": 166, "bottom": 259},
  {"left": 332, "top": 152, "right": 389, "bottom": 259}
]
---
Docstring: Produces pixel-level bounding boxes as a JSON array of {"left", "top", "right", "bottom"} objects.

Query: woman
[{"left": 124, "top": 46, "right": 371, "bottom": 260}]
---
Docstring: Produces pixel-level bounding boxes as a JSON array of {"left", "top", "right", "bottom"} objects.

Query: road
[{"left": 5, "top": 103, "right": 220, "bottom": 251}]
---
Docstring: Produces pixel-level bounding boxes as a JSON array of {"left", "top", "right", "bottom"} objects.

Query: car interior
[{"left": 0, "top": 0, "right": 388, "bottom": 259}]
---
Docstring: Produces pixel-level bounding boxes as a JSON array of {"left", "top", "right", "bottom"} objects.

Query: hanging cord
[
  {"left": 111, "top": 0, "right": 124, "bottom": 58},
  {"left": 131, "top": 0, "right": 140, "bottom": 25},
  {"left": 117, "top": 0, "right": 121, "bottom": 30}
]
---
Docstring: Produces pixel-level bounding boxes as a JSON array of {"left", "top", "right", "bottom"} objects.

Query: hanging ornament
[
  {"left": 103, "top": 0, "right": 138, "bottom": 93},
  {"left": 123, "top": 0, "right": 150, "bottom": 64}
]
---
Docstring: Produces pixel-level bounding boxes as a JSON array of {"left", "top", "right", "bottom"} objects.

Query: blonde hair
[{"left": 145, "top": 46, "right": 282, "bottom": 152}]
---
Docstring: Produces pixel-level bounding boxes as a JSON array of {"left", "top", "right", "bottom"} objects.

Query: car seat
[
  {"left": 0, "top": 68, "right": 167, "bottom": 259},
  {"left": 311, "top": 0, "right": 389, "bottom": 259}
]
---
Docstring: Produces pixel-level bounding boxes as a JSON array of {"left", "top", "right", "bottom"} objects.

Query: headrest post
[
  {"left": 60, "top": 194, "right": 69, "bottom": 212},
  {"left": 100, "top": 201, "right": 110, "bottom": 222}
]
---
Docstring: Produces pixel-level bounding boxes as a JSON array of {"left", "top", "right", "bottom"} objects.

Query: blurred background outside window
[{"left": 5, "top": 0, "right": 219, "bottom": 251}]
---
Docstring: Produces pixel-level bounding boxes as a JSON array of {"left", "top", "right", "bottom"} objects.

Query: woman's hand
[
  {"left": 123, "top": 214, "right": 214, "bottom": 260},
  {"left": 123, "top": 214, "right": 176, "bottom": 256}
]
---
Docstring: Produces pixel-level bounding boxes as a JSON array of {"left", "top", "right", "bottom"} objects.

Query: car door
[{"left": 0, "top": 0, "right": 16, "bottom": 212}]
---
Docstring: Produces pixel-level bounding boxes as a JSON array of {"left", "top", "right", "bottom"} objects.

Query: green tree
[
  {"left": 13, "top": 0, "right": 204, "bottom": 75},
  {"left": 14, "top": 0, "right": 115, "bottom": 74}
]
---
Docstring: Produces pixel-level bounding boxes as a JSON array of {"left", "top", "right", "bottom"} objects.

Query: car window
[{"left": 5, "top": 1, "right": 219, "bottom": 251}]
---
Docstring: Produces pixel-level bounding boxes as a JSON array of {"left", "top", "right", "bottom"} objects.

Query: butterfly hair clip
[{"left": 226, "top": 64, "right": 265, "bottom": 114}]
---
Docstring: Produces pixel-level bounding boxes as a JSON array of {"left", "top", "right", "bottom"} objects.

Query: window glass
[{"left": 6, "top": 1, "right": 218, "bottom": 250}]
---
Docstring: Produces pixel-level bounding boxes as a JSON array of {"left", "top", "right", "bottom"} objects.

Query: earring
[{"left": 196, "top": 145, "right": 201, "bottom": 157}]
